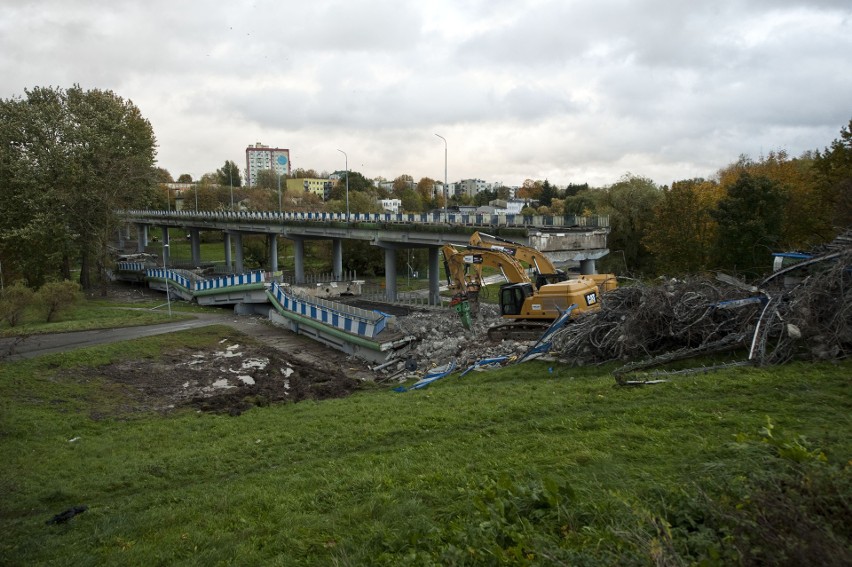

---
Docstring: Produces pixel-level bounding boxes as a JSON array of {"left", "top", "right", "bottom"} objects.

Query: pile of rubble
[
  {"left": 550, "top": 236, "right": 851, "bottom": 381},
  {"left": 378, "top": 304, "right": 535, "bottom": 379}
]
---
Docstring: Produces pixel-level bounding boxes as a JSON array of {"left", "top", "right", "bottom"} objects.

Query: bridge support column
[
  {"left": 428, "top": 246, "right": 441, "bottom": 306},
  {"left": 579, "top": 259, "right": 597, "bottom": 275},
  {"left": 293, "top": 237, "right": 305, "bottom": 284},
  {"left": 136, "top": 224, "right": 148, "bottom": 253},
  {"left": 384, "top": 248, "right": 397, "bottom": 301},
  {"left": 190, "top": 229, "right": 201, "bottom": 266},
  {"left": 268, "top": 234, "right": 278, "bottom": 273},
  {"left": 233, "top": 232, "right": 244, "bottom": 274},
  {"left": 160, "top": 226, "right": 170, "bottom": 265},
  {"left": 224, "top": 233, "right": 232, "bottom": 272},
  {"left": 332, "top": 239, "right": 343, "bottom": 281}
]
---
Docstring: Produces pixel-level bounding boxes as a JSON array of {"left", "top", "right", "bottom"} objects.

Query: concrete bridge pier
[
  {"left": 232, "top": 232, "right": 244, "bottom": 273},
  {"left": 293, "top": 237, "right": 305, "bottom": 284},
  {"left": 224, "top": 233, "right": 232, "bottom": 272},
  {"left": 332, "top": 239, "right": 343, "bottom": 281},
  {"left": 190, "top": 228, "right": 201, "bottom": 267},
  {"left": 136, "top": 224, "right": 148, "bottom": 253},
  {"left": 580, "top": 258, "right": 597, "bottom": 275},
  {"left": 268, "top": 234, "right": 278, "bottom": 273},
  {"left": 384, "top": 248, "right": 397, "bottom": 301},
  {"left": 428, "top": 246, "right": 441, "bottom": 306},
  {"left": 160, "top": 226, "right": 170, "bottom": 265}
]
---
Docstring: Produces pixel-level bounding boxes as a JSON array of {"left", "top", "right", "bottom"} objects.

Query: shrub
[
  {"left": 36, "top": 280, "right": 82, "bottom": 323},
  {"left": 0, "top": 282, "right": 35, "bottom": 327}
]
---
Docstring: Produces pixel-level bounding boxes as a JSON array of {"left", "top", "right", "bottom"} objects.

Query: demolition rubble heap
[
  {"left": 388, "top": 304, "right": 535, "bottom": 372},
  {"left": 550, "top": 233, "right": 851, "bottom": 377}
]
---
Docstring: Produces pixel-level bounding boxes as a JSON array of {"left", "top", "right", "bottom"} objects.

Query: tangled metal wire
[{"left": 549, "top": 231, "right": 852, "bottom": 384}]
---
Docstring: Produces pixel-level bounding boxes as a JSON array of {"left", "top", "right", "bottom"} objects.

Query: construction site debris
[{"left": 547, "top": 234, "right": 851, "bottom": 382}]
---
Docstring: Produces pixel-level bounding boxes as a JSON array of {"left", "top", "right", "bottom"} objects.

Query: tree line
[{"left": 1, "top": 85, "right": 849, "bottom": 290}]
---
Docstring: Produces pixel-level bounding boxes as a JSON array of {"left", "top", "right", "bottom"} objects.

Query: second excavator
[{"left": 441, "top": 241, "right": 616, "bottom": 340}]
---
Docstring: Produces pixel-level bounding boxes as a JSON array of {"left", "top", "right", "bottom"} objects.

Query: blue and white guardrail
[{"left": 268, "top": 282, "right": 389, "bottom": 338}]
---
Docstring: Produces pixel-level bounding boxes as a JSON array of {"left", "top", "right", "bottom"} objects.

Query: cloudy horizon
[{"left": 2, "top": 0, "right": 850, "bottom": 188}]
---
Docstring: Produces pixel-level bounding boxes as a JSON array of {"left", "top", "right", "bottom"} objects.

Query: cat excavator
[
  {"left": 441, "top": 242, "right": 613, "bottom": 340},
  {"left": 468, "top": 231, "right": 618, "bottom": 293}
]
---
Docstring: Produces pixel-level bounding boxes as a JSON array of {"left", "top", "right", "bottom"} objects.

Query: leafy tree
[
  {"left": 549, "top": 198, "right": 565, "bottom": 215},
  {"left": 562, "top": 188, "right": 603, "bottom": 216},
  {"left": 597, "top": 174, "right": 661, "bottom": 275},
  {"left": 643, "top": 179, "right": 721, "bottom": 275},
  {"left": 711, "top": 173, "right": 787, "bottom": 277},
  {"left": 717, "top": 151, "right": 830, "bottom": 249},
  {"left": 392, "top": 174, "right": 414, "bottom": 196},
  {"left": 154, "top": 168, "right": 173, "bottom": 183},
  {"left": 813, "top": 118, "right": 852, "bottom": 231},
  {"left": 495, "top": 186, "right": 512, "bottom": 200},
  {"left": 253, "top": 169, "right": 282, "bottom": 191},
  {"left": 177, "top": 173, "right": 193, "bottom": 183},
  {"left": 473, "top": 189, "right": 496, "bottom": 207},
  {"left": 0, "top": 86, "right": 157, "bottom": 290},
  {"left": 325, "top": 191, "right": 382, "bottom": 215},
  {"left": 290, "top": 168, "right": 320, "bottom": 179},
  {"left": 0, "top": 281, "right": 34, "bottom": 327},
  {"left": 539, "top": 179, "right": 557, "bottom": 207},
  {"left": 217, "top": 160, "right": 242, "bottom": 188},
  {"left": 36, "top": 280, "right": 81, "bottom": 322},
  {"left": 328, "top": 171, "right": 374, "bottom": 200},
  {"left": 243, "top": 187, "right": 277, "bottom": 211},
  {"left": 416, "top": 177, "right": 436, "bottom": 204},
  {"left": 564, "top": 183, "right": 589, "bottom": 197},
  {"left": 399, "top": 188, "right": 423, "bottom": 212},
  {"left": 518, "top": 179, "right": 542, "bottom": 200}
]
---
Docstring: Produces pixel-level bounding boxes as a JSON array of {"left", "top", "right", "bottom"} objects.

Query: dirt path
[{"left": 0, "top": 310, "right": 375, "bottom": 381}]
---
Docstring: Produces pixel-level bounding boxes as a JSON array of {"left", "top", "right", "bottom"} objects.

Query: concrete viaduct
[{"left": 122, "top": 209, "right": 612, "bottom": 306}]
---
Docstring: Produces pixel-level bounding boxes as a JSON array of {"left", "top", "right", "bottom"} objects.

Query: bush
[
  {"left": 0, "top": 282, "right": 35, "bottom": 327},
  {"left": 36, "top": 280, "right": 82, "bottom": 323}
]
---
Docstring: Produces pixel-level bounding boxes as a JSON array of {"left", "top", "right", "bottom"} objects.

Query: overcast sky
[{"left": 2, "top": 0, "right": 850, "bottom": 188}]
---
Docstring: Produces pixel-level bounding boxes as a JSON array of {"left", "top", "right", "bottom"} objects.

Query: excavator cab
[
  {"left": 535, "top": 269, "right": 568, "bottom": 289},
  {"left": 499, "top": 283, "right": 535, "bottom": 315}
]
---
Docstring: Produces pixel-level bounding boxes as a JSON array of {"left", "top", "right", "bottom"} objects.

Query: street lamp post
[
  {"left": 435, "top": 134, "right": 447, "bottom": 213},
  {"left": 277, "top": 172, "right": 282, "bottom": 214},
  {"left": 229, "top": 166, "right": 234, "bottom": 209},
  {"left": 337, "top": 149, "right": 349, "bottom": 222},
  {"left": 163, "top": 242, "right": 172, "bottom": 318}
]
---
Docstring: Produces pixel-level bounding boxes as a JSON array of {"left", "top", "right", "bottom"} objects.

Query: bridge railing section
[
  {"left": 268, "top": 282, "right": 389, "bottom": 338},
  {"left": 194, "top": 270, "right": 264, "bottom": 292},
  {"left": 146, "top": 268, "right": 194, "bottom": 290},
  {"left": 125, "top": 209, "right": 609, "bottom": 229}
]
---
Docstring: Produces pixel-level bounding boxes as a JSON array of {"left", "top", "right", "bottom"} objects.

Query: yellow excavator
[
  {"left": 468, "top": 231, "right": 617, "bottom": 293},
  {"left": 441, "top": 242, "right": 613, "bottom": 340}
]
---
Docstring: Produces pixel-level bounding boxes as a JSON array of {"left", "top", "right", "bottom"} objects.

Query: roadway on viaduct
[{"left": 122, "top": 209, "right": 611, "bottom": 306}]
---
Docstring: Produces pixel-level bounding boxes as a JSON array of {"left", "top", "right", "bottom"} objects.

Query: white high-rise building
[{"left": 245, "top": 142, "right": 290, "bottom": 187}]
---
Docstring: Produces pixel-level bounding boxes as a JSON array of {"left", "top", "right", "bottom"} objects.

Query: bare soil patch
[{"left": 58, "top": 337, "right": 360, "bottom": 417}]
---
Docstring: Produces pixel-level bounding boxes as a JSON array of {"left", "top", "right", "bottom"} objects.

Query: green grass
[
  {"left": 1, "top": 327, "right": 849, "bottom": 565},
  {"left": 0, "top": 299, "right": 203, "bottom": 337}
]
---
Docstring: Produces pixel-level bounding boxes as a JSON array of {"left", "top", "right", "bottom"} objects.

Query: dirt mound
[{"left": 61, "top": 338, "right": 360, "bottom": 416}]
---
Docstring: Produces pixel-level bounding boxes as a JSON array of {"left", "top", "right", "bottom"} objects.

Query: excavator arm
[
  {"left": 442, "top": 243, "right": 531, "bottom": 294},
  {"left": 469, "top": 231, "right": 566, "bottom": 288}
]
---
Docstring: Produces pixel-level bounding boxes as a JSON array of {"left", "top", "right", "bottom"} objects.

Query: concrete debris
[{"left": 377, "top": 303, "right": 535, "bottom": 382}]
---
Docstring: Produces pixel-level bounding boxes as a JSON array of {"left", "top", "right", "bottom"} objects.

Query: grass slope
[{"left": 0, "top": 328, "right": 849, "bottom": 565}]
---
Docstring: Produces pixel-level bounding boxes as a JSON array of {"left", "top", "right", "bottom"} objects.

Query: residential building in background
[
  {"left": 455, "top": 178, "right": 492, "bottom": 198},
  {"left": 245, "top": 142, "right": 290, "bottom": 187},
  {"left": 380, "top": 198, "right": 402, "bottom": 213},
  {"left": 286, "top": 178, "right": 333, "bottom": 200}
]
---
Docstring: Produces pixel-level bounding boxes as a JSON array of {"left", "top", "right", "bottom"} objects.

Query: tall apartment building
[{"left": 245, "top": 142, "right": 290, "bottom": 187}]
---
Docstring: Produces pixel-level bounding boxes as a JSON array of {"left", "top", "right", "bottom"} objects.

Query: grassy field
[
  {"left": 0, "top": 299, "right": 205, "bottom": 338},
  {"left": 0, "top": 326, "right": 849, "bottom": 565}
]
